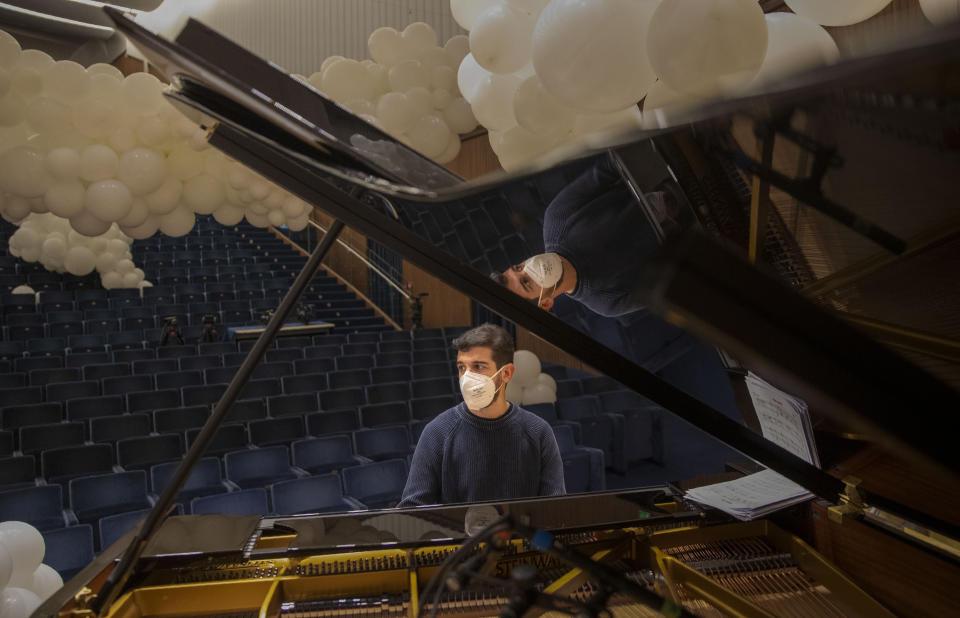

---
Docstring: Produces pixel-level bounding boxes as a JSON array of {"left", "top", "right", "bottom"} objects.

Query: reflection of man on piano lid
[{"left": 491, "top": 157, "right": 676, "bottom": 318}]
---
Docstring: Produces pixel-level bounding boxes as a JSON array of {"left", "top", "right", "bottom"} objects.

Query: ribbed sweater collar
[{"left": 454, "top": 401, "right": 517, "bottom": 430}]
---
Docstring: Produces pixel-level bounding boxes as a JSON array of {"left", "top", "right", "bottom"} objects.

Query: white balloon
[
  {"left": 443, "top": 34, "right": 471, "bottom": 69},
  {"left": 122, "top": 72, "right": 164, "bottom": 116},
  {"left": 573, "top": 105, "right": 643, "bottom": 138},
  {"left": 388, "top": 60, "right": 430, "bottom": 93},
  {"left": 0, "top": 146, "right": 51, "bottom": 197},
  {"left": 135, "top": 115, "right": 170, "bottom": 146},
  {"left": 647, "top": 0, "right": 767, "bottom": 97},
  {"left": 505, "top": 376, "right": 525, "bottom": 403},
  {"left": 402, "top": 22, "right": 438, "bottom": 52},
  {"left": 456, "top": 54, "right": 490, "bottom": 104},
  {"left": 490, "top": 124, "right": 558, "bottom": 171},
  {"left": 79, "top": 144, "right": 119, "bottom": 183},
  {"left": 85, "top": 179, "right": 133, "bottom": 222},
  {"left": 471, "top": 3, "right": 536, "bottom": 74},
  {"left": 536, "top": 372, "right": 557, "bottom": 392},
  {"left": 443, "top": 97, "right": 479, "bottom": 134},
  {"left": 408, "top": 114, "right": 451, "bottom": 158},
  {"left": 513, "top": 75, "right": 576, "bottom": 136},
  {"left": 0, "top": 587, "right": 41, "bottom": 618},
  {"left": 42, "top": 60, "right": 89, "bottom": 104},
  {"left": 322, "top": 58, "right": 377, "bottom": 103},
  {"left": 42, "top": 235, "right": 66, "bottom": 259},
  {"left": 451, "top": 0, "right": 489, "bottom": 30},
  {"left": 521, "top": 383, "right": 556, "bottom": 405},
  {"left": 0, "top": 28, "right": 21, "bottom": 68},
  {"left": 513, "top": 350, "right": 541, "bottom": 387},
  {"left": 287, "top": 212, "right": 310, "bottom": 232},
  {"left": 245, "top": 210, "right": 270, "bottom": 228},
  {"left": 45, "top": 147, "right": 80, "bottom": 181},
  {"left": 471, "top": 74, "right": 522, "bottom": 131},
  {"left": 121, "top": 215, "right": 159, "bottom": 240},
  {"left": 15, "top": 49, "right": 53, "bottom": 74},
  {"left": 25, "top": 97, "right": 71, "bottom": 134},
  {"left": 641, "top": 79, "right": 703, "bottom": 117},
  {"left": 919, "top": 0, "right": 960, "bottom": 24},
  {"left": 31, "top": 563, "right": 63, "bottom": 602},
  {"left": 72, "top": 95, "right": 122, "bottom": 139},
  {"left": 784, "top": 0, "right": 893, "bottom": 27},
  {"left": 432, "top": 88, "right": 453, "bottom": 110},
  {"left": 0, "top": 92, "right": 24, "bottom": 126},
  {"left": 212, "top": 203, "right": 244, "bottom": 225},
  {"left": 118, "top": 148, "right": 167, "bottom": 196},
  {"left": 435, "top": 132, "right": 462, "bottom": 164},
  {"left": 182, "top": 173, "right": 225, "bottom": 215},
  {"left": 376, "top": 92, "right": 418, "bottom": 134},
  {"left": 432, "top": 66, "right": 457, "bottom": 95},
  {"left": 144, "top": 177, "right": 182, "bottom": 215},
  {"left": 0, "top": 521, "right": 44, "bottom": 588},
  {"left": 751, "top": 13, "right": 840, "bottom": 91},
  {"left": 282, "top": 195, "right": 307, "bottom": 218},
  {"left": 65, "top": 245, "right": 96, "bottom": 276},
  {"left": 166, "top": 146, "right": 204, "bottom": 181},
  {"left": 101, "top": 270, "right": 123, "bottom": 289},
  {"left": 2, "top": 195, "right": 31, "bottom": 222},
  {"left": 70, "top": 210, "right": 112, "bottom": 237},
  {"left": 87, "top": 62, "right": 123, "bottom": 80},
  {"left": 0, "top": 538, "right": 11, "bottom": 590},
  {"left": 118, "top": 197, "right": 150, "bottom": 228},
  {"left": 266, "top": 209, "right": 285, "bottom": 227},
  {"left": 533, "top": 0, "right": 659, "bottom": 112},
  {"left": 368, "top": 27, "right": 414, "bottom": 67},
  {"left": 43, "top": 181, "right": 85, "bottom": 218},
  {"left": 159, "top": 207, "right": 195, "bottom": 237}
]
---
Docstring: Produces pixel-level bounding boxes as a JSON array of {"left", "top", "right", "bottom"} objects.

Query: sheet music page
[
  {"left": 745, "top": 372, "right": 817, "bottom": 465},
  {"left": 685, "top": 469, "right": 813, "bottom": 519}
]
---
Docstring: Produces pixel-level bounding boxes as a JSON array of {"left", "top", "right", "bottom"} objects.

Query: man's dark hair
[
  {"left": 489, "top": 271, "right": 507, "bottom": 286},
  {"left": 451, "top": 323, "right": 514, "bottom": 368}
]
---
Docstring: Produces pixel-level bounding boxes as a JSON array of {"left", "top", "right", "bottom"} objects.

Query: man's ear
[
  {"left": 538, "top": 296, "right": 554, "bottom": 311},
  {"left": 500, "top": 362, "right": 515, "bottom": 384}
]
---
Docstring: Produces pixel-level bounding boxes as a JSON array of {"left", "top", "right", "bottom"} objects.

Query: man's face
[
  {"left": 501, "top": 264, "right": 541, "bottom": 301},
  {"left": 456, "top": 346, "right": 500, "bottom": 379}
]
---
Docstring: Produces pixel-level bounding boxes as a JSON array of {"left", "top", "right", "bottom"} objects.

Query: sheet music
[
  {"left": 685, "top": 469, "right": 813, "bottom": 521},
  {"left": 745, "top": 372, "right": 819, "bottom": 467}
]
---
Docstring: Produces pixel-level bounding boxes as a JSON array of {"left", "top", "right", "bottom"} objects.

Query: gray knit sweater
[{"left": 398, "top": 402, "right": 566, "bottom": 507}]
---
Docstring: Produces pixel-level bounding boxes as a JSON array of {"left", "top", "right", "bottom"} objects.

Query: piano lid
[{"left": 105, "top": 6, "right": 960, "bottom": 528}]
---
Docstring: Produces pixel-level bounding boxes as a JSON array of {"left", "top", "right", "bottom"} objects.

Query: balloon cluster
[
  {"left": 0, "top": 28, "right": 313, "bottom": 251},
  {"left": 302, "top": 23, "right": 477, "bottom": 164},
  {"left": 0, "top": 521, "right": 63, "bottom": 617},
  {"left": 452, "top": 0, "right": 890, "bottom": 171},
  {"left": 7, "top": 213, "right": 151, "bottom": 290},
  {"left": 505, "top": 349, "right": 558, "bottom": 406}
]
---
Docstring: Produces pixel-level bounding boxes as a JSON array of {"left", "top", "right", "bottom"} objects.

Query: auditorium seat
[
  {"left": 16, "top": 356, "right": 63, "bottom": 372},
  {"left": 0, "top": 484, "right": 70, "bottom": 530},
  {"left": 340, "top": 459, "right": 408, "bottom": 509},
  {"left": 150, "top": 457, "right": 231, "bottom": 512},
  {"left": 117, "top": 434, "right": 184, "bottom": 470},
  {"left": 556, "top": 397, "right": 626, "bottom": 473},
  {"left": 225, "top": 399, "right": 266, "bottom": 423},
  {"left": 303, "top": 345, "right": 340, "bottom": 359},
  {"left": 0, "top": 431, "right": 11, "bottom": 457},
  {"left": 411, "top": 378, "right": 453, "bottom": 399},
  {"left": 293, "top": 358, "right": 334, "bottom": 375},
  {"left": 182, "top": 384, "right": 227, "bottom": 406},
  {"left": 353, "top": 426, "right": 413, "bottom": 461},
  {"left": 410, "top": 395, "right": 456, "bottom": 420},
  {"left": 67, "top": 395, "right": 125, "bottom": 421},
  {"left": 555, "top": 380, "right": 583, "bottom": 398},
  {"left": 89, "top": 414, "right": 152, "bottom": 444},
  {"left": 113, "top": 348, "right": 155, "bottom": 363},
  {"left": 191, "top": 488, "right": 269, "bottom": 516},
  {"left": 334, "top": 355, "right": 374, "bottom": 371},
  {"left": 180, "top": 354, "right": 224, "bottom": 371},
  {"left": 249, "top": 416, "right": 306, "bottom": 446},
  {"left": 83, "top": 363, "right": 131, "bottom": 381},
  {"left": 375, "top": 352, "right": 411, "bottom": 367},
  {"left": 370, "top": 365, "right": 411, "bottom": 384},
  {"left": 43, "top": 444, "right": 115, "bottom": 483},
  {"left": 319, "top": 388, "right": 364, "bottom": 411},
  {"left": 45, "top": 380, "right": 99, "bottom": 402},
  {"left": 0, "top": 386, "right": 43, "bottom": 407},
  {"left": 42, "top": 524, "right": 94, "bottom": 580},
  {"left": 153, "top": 406, "right": 209, "bottom": 433},
  {"left": 600, "top": 391, "right": 661, "bottom": 464},
  {"left": 99, "top": 508, "right": 153, "bottom": 552},
  {"left": 365, "top": 382, "right": 411, "bottom": 405},
  {"left": 196, "top": 342, "right": 236, "bottom": 356},
  {"left": 267, "top": 393, "right": 319, "bottom": 417},
  {"left": 19, "top": 422, "right": 85, "bottom": 455},
  {"left": 306, "top": 410, "right": 360, "bottom": 436},
  {"left": 1, "top": 403, "right": 62, "bottom": 433},
  {"left": 291, "top": 435, "right": 367, "bottom": 475},
  {"left": 413, "top": 362, "right": 453, "bottom": 381},
  {"left": 224, "top": 445, "right": 304, "bottom": 489},
  {"left": 186, "top": 423, "right": 249, "bottom": 456},
  {"left": 156, "top": 370, "right": 204, "bottom": 390},
  {"left": 265, "top": 348, "right": 302, "bottom": 363},
  {"left": 127, "top": 388, "right": 181, "bottom": 413},
  {"left": 270, "top": 474, "right": 363, "bottom": 515},
  {"left": 239, "top": 378, "right": 282, "bottom": 399},
  {"left": 0, "top": 455, "right": 36, "bottom": 490},
  {"left": 132, "top": 359, "right": 179, "bottom": 375},
  {"left": 328, "top": 369, "right": 370, "bottom": 390},
  {"left": 29, "top": 367, "right": 81, "bottom": 386},
  {"left": 155, "top": 345, "right": 198, "bottom": 359},
  {"left": 359, "top": 402, "right": 410, "bottom": 428},
  {"left": 552, "top": 425, "right": 605, "bottom": 493},
  {"left": 69, "top": 470, "right": 153, "bottom": 549}
]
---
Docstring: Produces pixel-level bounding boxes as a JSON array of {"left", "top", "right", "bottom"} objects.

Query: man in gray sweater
[{"left": 398, "top": 324, "right": 566, "bottom": 507}]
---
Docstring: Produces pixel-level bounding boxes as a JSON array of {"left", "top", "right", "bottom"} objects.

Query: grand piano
[{"left": 37, "top": 7, "right": 960, "bottom": 617}]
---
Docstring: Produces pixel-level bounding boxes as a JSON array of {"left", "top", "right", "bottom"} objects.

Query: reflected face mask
[{"left": 523, "top": 253, "right": 563, "bottom": 304}]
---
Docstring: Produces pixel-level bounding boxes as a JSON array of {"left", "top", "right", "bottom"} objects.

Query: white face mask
[
  {"left": 523, "top": 253, "right": 562, "bottom": 304},
  {"left": 459, "top": 366, "right": 506, "bottom": 411}
]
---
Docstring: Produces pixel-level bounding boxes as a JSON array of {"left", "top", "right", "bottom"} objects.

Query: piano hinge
[{"left": 828, "top": 475, "right": 865, "bottom": 523}]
